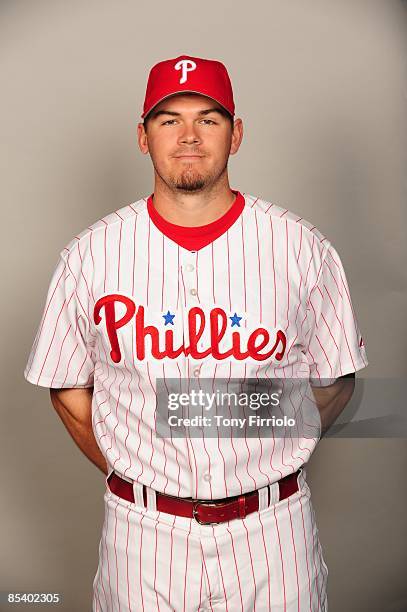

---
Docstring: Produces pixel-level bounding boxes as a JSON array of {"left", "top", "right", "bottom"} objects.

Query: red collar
[{"left": 147, "top": 190, "right": 245, "bottom": 251}]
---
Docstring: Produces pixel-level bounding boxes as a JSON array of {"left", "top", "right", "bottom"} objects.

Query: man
[{"left": 24, "top": 55, "right": 368, "bottom": 611}]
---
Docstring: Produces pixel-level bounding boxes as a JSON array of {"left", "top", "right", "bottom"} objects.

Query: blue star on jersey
[
  {"left": 163, "top": 310, "right": 175, "bottom": 325},
  {"left": 230, "top": 313, "right": 242, "bottom": 327}
]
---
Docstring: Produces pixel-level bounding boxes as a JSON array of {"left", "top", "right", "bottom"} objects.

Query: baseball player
[{"left": 24, "top": 54, "right": 368, "bottom": 611}]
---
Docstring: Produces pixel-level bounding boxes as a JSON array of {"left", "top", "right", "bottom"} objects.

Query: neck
[{"left": 150, "top": 173, "right": 236, "bottom": 227}]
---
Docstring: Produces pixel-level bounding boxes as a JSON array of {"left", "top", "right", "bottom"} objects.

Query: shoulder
[
  {"left": 242, "top": 192, "right": 332, "bottom": 259},
  {"left": 59, "top": 197, "right": 149, "bottom": 262},
  {"left": 243, "top": 192, "right": 328, "bottom": 246}
]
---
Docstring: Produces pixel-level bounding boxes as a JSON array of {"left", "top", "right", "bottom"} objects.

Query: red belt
[{"left": 107, "top": 470, "right": 301, "bottom": 525}]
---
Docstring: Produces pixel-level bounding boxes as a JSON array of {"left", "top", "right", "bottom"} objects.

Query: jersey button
[
  {"left": 185, "top": 263, "right": 195, "bottom": 272},
  {"left": 203, "top": 473, "right": 212, "bottom": 482},
  {"left": 190, "top": 288, "right": 197, "bottom": 296},
  {"left": 193, "top": 367, "right": 200, "bottom": 377}
]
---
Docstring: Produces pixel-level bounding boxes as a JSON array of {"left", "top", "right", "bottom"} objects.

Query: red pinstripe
[
  {"left": 49, "top": 322, "right": 72, "bottom": 385},
  {"left": 242, "top": 519, "right": 257, "bottom": 611},
  {"left": 226, "top": 362, "right": 243, "bottom": 495},
  {"left": 200, "top": 542, "right": 215, "bottom": 612},
  {"left": 133, "top": 365, "right": 146, "bottom": 481},
  {"left": 241, "top": 216, "right": 247, "bottom": 315},
  {"left": 72, "top": 346, "right": 91, "bottom": 386},
  {"left": 26, "top": 264, "right": 66, "bottom": 372},
  {"left": 315, "top": 336, "right": 334, "bottom": 377},
  {"left": 132, "top": 215, "right": 137, "bottom": 297},
  {"left": 323, "top": 283, "right": 357, "bottom": 369},
  {"left": 104, "top": 498, "right": 113, "bottom": 611},
  {"left": 213, "top": 363, "right": 229, "bottom": 497},
  {"left": 269, "top": 217, "right": 277, "bottom": 328},
  {"left": 65, "top": 256, "right": 92, "bottom": 327},
  {"left": 273, "top": 504, "right": 287, "bottom": 612},
  {"left": 304, "top": 235, "right": 317, "bottom": 290},
  {"left": 257, "top": 367, "right": 274, "bottom": 481},
  {"left": 257, "top": 511, "right": 272, "bottom": 611},
  {"left": 195, "top": 368, "right": 213, "bottom": 498},
  {"left": 124, "top": 507, "right": 133, "bottom": 612},
  {"left": 122, "top": 344, "right": 135, "bottom": 477},
  {"left": 113, "top": 500, "right": 122, "bottom": 612},
  {"left": 225, "top": 527, "right": 244, "bottom": 611},
  {"left": 118, "top": 222, "right": 123, "bottom": 291},
  {"left": 226, "top": 232, "right": 232, "bottom": 311},
  {"left": 198, "top": 555, "right": 204, "bottom": 610},
  {"left": 287, "top": 496, "right": 301, "bottom": 612},
  {"left": 298, "top": 494, "right": 313, "bottom": 612},
  {"left": 77, "top": 240, "right": 91, "bottom": 302},
  {"left": 254, "top": 210, "right": 262, "bottom": 323},
  {"left": 286, "top": 220, "right": 290, "bottom": 332},
  {"left": 309, "top": 509, "right": 322, "bottom": 612},
  {"left": 180, "top": 266, "right": 187, "bottom": 307},
  {"left": 34, "top": 296, "right": 71, "bottom": 384},
  {"left": 195, "top": 251, "right": 200, "bottom": 303},
  {"left": 153, "top": 520, "right": 160, "bottom": 611},
  {"left": 98, "top": 369, "right": 119, "bottom": 449},
  {"left": 212, "top": 527, "right": 229, "bottom": 612},
  {"left": 139, "top": 514, "right": 145, "bottom": 612},
  {"left": 296, "top": 225, "right": 303, "bottom": 264},
  {"left": 103, "top": 222, "right": 107, "bottom": 294},
  {"left": 168, "top": 516, "right": 176, "bottom": 608},
  {"left": 89, "top": 230, "right": 95, "bottom": 301},
  {"left": 146, "top": 362, "right": 158, "bottom": 489},
  {"left": 182, "top": 520, "right": 192, "bottom": 612}
]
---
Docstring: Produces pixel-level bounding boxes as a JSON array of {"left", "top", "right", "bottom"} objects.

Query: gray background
[{"left": 1, "top": 1, "right": 407, "bottom": 610}]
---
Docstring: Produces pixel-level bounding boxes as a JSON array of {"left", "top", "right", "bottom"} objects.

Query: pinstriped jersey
[{"left": 24, "top": 192, "right": 368, "bottom": 498}]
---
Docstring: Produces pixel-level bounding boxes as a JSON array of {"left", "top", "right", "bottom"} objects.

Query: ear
[
  {"left": 230, "top": 118, "right": 243, "bottom": 155},
  {"left": 137, "top": 122, "right": 149, "bottom": 154}
]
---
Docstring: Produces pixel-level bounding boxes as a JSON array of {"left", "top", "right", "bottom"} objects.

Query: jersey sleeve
[
  {"left": 24, "top": 252, "right": 95, "bottom": 389},
  {"left": 303, "top": 242, "right": 368, "bottom": 384}
]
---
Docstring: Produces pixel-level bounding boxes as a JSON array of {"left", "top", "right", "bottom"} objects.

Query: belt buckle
[{"left": 192, "top": 500, "right": 222, "bottom": 525}]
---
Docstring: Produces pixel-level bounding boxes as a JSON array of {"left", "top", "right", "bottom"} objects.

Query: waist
[{"left": 106, "top": 469, "right": 303, "bottom": 525}]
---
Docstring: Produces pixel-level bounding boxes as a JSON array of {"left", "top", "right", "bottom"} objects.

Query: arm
[
  {"left": 49, "top": 387, "right": 108, "bottom": 476},
  {"left": 310, "top": 373, "right": 355, "bottom": 436}
]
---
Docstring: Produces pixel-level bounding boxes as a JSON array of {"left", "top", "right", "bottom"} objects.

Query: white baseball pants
[{"left": 92, "top": 468, "right": 328, "bottom": 611}]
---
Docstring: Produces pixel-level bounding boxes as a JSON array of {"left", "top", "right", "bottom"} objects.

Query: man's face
[{"left": 137, "top": 94, "right": 243, "bottom": 193}]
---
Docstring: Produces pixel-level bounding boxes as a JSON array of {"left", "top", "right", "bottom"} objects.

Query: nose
[{"left": 178, "top": 122, "right": 202, "bottom": 145}]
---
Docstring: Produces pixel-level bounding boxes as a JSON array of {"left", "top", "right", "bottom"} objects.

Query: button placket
[{"left": 181, "top": 251, "right": 200, "bottom": 344}]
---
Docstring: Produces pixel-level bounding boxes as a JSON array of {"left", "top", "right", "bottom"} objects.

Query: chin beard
[
  {"left": 174, "top": 178, "right": 206, "bottom": 192},
  {"left": 170, "top": 167, "right": 209, "bottom": 192}
]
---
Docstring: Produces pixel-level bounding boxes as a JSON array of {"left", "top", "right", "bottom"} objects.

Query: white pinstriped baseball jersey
[{"left": 24, "top": 191, "right": 368, "bottom": 500}]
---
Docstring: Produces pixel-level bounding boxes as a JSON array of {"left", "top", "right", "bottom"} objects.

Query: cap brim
[{"left": 142, "top": 91, "right": 233, "bottom": 119}]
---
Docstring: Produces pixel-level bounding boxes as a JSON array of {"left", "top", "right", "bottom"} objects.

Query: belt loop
[
  {"left": 268, "top": 481, "right": 280, "bottom": 506},
  {"left": 258, "top": 486, "right": 270, "bottom": 511},
  {"left": 133, "top": 481, "right": 145, "bottom": 507},
  {"left": 145, "top": 486, "right": 157, "bottom": 511},
  {"left": 297, "top": 467, "right": 305, "bottom": 491}
]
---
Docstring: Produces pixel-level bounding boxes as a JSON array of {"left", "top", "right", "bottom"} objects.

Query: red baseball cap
[{"left": 141, "top": 55, "right": 235, "bottom": 119}]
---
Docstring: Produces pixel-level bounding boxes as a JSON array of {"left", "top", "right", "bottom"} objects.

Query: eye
[
  {"left": 201, "top": 119, "right": 216, "bottom": 125},
  {"left": 161, "top": 119, "right": 177, "bottom": 125}
]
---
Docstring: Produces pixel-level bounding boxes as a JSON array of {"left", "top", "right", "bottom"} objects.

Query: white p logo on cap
[{"left": 174, "top": 59, "right": 197, "bottom": 84}]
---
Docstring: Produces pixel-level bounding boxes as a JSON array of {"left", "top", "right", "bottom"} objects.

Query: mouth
[{"left": 173, "top": 155, "right": 205, "bottom": 160}]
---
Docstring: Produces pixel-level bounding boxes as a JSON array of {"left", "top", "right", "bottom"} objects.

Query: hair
[{"left": 143, "top": 104, "right": 234, "bottom": 131}]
